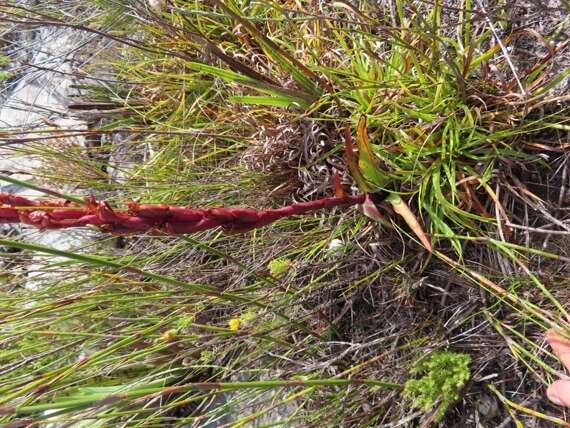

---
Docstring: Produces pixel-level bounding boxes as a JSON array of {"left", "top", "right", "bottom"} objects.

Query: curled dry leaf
[{"left": 387, "top": 194, "right": 432, "bottom": 252}]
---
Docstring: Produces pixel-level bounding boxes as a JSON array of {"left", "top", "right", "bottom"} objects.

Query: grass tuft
[{"left": 1, "top": 0, "right": 570, "bottom": 426}]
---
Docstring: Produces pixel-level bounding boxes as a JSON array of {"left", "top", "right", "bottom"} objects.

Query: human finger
[
  {"left": 547, "top": 380, "right": 570, "bottom": 407},
  {"left": 546, "top": 330, "right": 570, "bottom": 372}
]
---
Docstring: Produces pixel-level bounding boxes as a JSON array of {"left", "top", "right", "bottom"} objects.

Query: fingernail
[{"left": 548, "top": 384, "right": 565, "bottom": 406}]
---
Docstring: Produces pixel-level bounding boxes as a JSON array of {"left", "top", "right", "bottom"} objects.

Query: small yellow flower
[
  {"left": 161, "top": 329, "right": 178, "bottom": 343},
  {"left": 228, "top": 318, "right": 241, "bottom": 331}
]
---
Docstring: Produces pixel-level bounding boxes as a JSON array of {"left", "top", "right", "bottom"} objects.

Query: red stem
[{"left": 0, "top": 192, "right": 365, "bottom": 235}]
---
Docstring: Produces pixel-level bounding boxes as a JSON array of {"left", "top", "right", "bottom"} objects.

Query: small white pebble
[
  {"left": 327, "top": 239, "right": 344, "bottom": 258},
  {"left": 328, "top": 238, "right": 343, "bottom": 250},
  {"left": 148, "top": 0, "right": 166, "bottom": 12}
]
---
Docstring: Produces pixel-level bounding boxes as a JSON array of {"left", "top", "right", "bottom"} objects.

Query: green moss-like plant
[
  {"left": 268, "top": 258, "right": 292, "bottom": 278},
  {"left": 403, "top": 351, "right": 471, "bottom": 421}
]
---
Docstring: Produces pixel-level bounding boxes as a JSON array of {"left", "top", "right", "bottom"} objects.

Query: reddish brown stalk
[{"left": 0, "top": 192, "right": 365, "bottom": 235}]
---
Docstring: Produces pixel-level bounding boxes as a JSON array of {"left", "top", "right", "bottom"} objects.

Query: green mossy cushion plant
[{"left": 404, "top": 351, "right": 471, "bottom": 422}]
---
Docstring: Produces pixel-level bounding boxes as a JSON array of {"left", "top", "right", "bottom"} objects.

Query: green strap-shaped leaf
[
  {"left": 344, "top": 126, "right": 372, "bottom": 192},
  {"left": 356, "top": 115, "right": 388, "bottom": 190}
]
